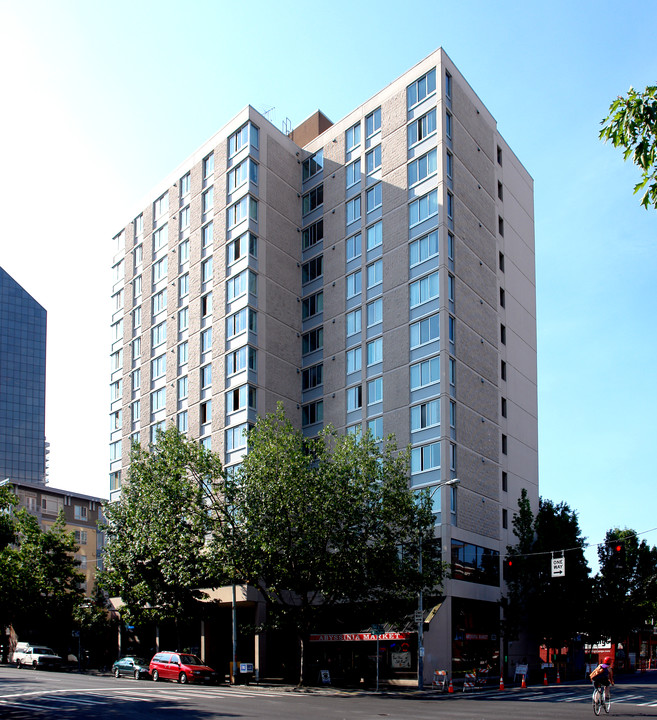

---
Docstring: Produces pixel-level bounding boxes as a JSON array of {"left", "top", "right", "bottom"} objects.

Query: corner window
[
  {"left": 407, "top": 68, "right": 436, "bottom": 109},
  {"left": 302, "top": 185, "right": 324, "bottom": 215},
  {"left": 303, "top": 149, "right": 323, "bottom": 181},
  {"left": 365, "top": 108, "right": 381, "bottom": 139}
]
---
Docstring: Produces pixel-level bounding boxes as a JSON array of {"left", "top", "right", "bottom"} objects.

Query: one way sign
[{"left": 551, "top": 555, "right": 565, "bottom": 578}]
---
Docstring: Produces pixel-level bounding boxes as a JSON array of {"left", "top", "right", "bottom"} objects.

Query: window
[
  {"left": 177, "top": 410, "right": 188, "bottom": 433},
  {"left": 411, "top": 442, "right": 440, "bottom": 472},
  {"left": 497, "top": 145, "right": 503, "bottom": 166},
  {"left": 445, "top": 111, "right": 452, "bottom": 139},
  {"left": 154, "top": 192, "right": 169, "bottom": 220},
  {"left": 179, "top": 239, "right": 190, "bottom": 263},
  {"left": 228, "top": 158, "right": 257, "bottom": 192},
  {"left": 410, "top": 271, "right": 439, "bottom": 308},
  {"left": 202, "top": 222, "right": 213, "bottom": 249},
  {"left": 153, "top": 225, "right": 168, "bottom": 254},
  {"left": 110, "top": 471, "right": 121, "bottom": 491},
  {"left": 177, "top": 376, "right": 188, "bottom": 400},
  {"left": 346, "top": 122, "right": 361, "bottom": 152},
  {"left": 201, "top": 364, "right": 212, "bottom": 389},
  {"left": 448, "top": 274, "right": 455, "bottom": 303},
  {"left": 347, "top": 385, "right": 362, "bottom": 412},
  {"left": 74, "top": 504, "right": 88, "bottom": 521},
  {"left": 498, "top": 216, "right": 504, "bottom": 237},
  {"left": 179, "top": 206, "right": 190, "bottom": 231},
  {"left": 445, "top": 70, "right": 452, "bottom": 100},
  {"left": 302, "top": 219, "right": 323, "bottom": 250},
  {"left": 501, "top": 397, "right": 507, "bottom": 418},
  {"left": 131, "top": 400, "right": 140, "bottom": 423},
  {"left": 302, "top": 256, "right": 323, "bottom": 284},
  {"left": 200, "top": 401, "right": 212, "bottom": 425},
  {"left": 365, "top": 145, "right": 382, "bottom": 176},
  {"left": 366, "top": 183, "right": 382, "bottom": 213},
  {"left": 152, "top": 321, "right": 167, "bottom": 348},
  {"left": 411, "top": 399, "right": 440, "bottom": 431},
  {"left": 152, "top": 289, "right": 167, "bottom": 315},
  {"left": 180, "top": 172, "right": 190, "bottom": 198},
  {"left": 501, "top": 324, "right": 506, "bottom": 345},
  {"left": 132, "top": 337, "right": 141, "bottom": 360},
  {"left": 133, "top": 274, "right": 142, "bottom": 299},
  {"left": 500, "top": 287, "right": 505, "bottom": 308},
  {"left": 112, "top": 259, "right": 124, "bottom": 283},
  {"left": 410, "top": 356, "right": 439, "bottom": 390},
  {"left": 408, "top": 108, "right": 437, "bottom": 146},
  {"left": 203, "top": 153, "right": 214, "bottom": 179},
  {"left": 346, "top": 196, "right": 361, "bottom": 224},
  {"left": 226, "top": 345, "right": 256, "bottom": 375},
  {"left": 346, "top": 308, "right": 361, "bottom": 336},
  {"left": 448, "top": 315, "right": 455, "bottom": 343},
  {"left": 229, "top": 122, "right": 258, "bottom": 157},
  {"left": 347, "top": 424, "right": 362, "bottom": 436},
  {"left": 303, "top": 149, "right": 323, "bottom": 181},
  {"left": 178, "top": 341, "right": 188, "bottom": 366},
  {"left": 451, "top": 540, "right": 500, "bottom": 586},
  {"left": 151, "top": 354, "right": 166, "bottom": 379},
  {"left": 407, "top": 68, "right": 436, "bottom": 109},
  {"left": 302, "top": 400, "right": 323, "bottom": 427},
  {"left": 112, "top": 290, "right": 124, "bottom": 312},
  {"left": 227, "top": 268, "right": 256, "bottom": 301},
  {"left": 346, "top": 233, "right": 361, "bottom": 262},
  {"left": 366, "top": 107, "right": 381, "bottom": 138},
  {"left": 302, "top": 185, "right": 323, "bottom": 215},
  {"left": 179, "top": 273, "right": 189, "bottom": 298},
  {"left": 367, "top": 337, "right": 383, "bottom": 365},
  {"left": 368, "top": 417, "right": 383, "bottom": 440},
  {"left": 409, "top": 189, "right": 438, "bottom": 226},
  {"left": 226, "top": 423, "right": 248, "bottom": 451},
  {"left": 151, "top": 387, "right": 166, "bottom": 412},
  {"left": 110, "top": 350, "right": 123, "bottom": 372},
  {"left": 501, "top": 359, "right": 507, "bottom": 381},
  {"left": 498, "top": 181, "right": 504, "bottom": 201},
  {"left": 226, "top": 385, "right": 255, "bottom": 413},
  {"left": 134, "top": 213, "right": 143, "bottom": 238},
  {"left": 132, "top": 369, "right": 140, "bottom": 391},
  {"left": 110, "top": 409, "right": 122, "bottom": 430},
  {"left": 152, "top": 256, "right": 168, "bottom": 283},
  {"left": 408, "top": 148, "right": 437, "bottom": 186},
  {"left": 302, "top": 291, "right": 323, "bottom": 319},
  {"left": 502, "top": 508, "right": 508, "bottom": 529},
  {"left": 201, "top": 292, "right": 212, "bottom": 317},
  {"left": 201, "top": 328, "right": 212, "bottom": 353},
  {"left": 367, "top": 377, "right": 382, "bottom": 405},
  {"left": 302, "top": 364, "right": 323, "bottom": 391},
  {"left": 227, "top": 231, "right": 257, "bottom": 264},
  {"left": 202, "top": 187, "right": 214, "bottom": 217},
  {"left": 111, "top": 319, "right": 123, "bottom": 342},
  {"left": 74, "top": 530, "right": 88, "bottom": 545},
  {"left": 346, "top": 270, "right": 362, "bottom": 299},
  {"left": 499, "top": 251, "right": 505, "bottom": 272},
  {"left": 367, "top": 298, "right": 382, "bottom": 327},
  {"left": 446, "top": 150, "right": 453, "bottom": 180},
  {"left": 410, "top": 314, "right": 439, "bottom": 348},
  {"left": 450, "top": 400, "right": 456, "bottom": 430},
  {"left": 227, "top": 308, "right": 256, "bottom": 338},
  {"left": 227, "top": 196, "right": 258, "bottom": 227},
  {"left": 502, "top": 471, "right": 508, "bottom": 492},
  {"left": 346, "top": 159, "right": 361, "bottom": 188},
  {"left": 302, "top": 327, "right": 323, "bottom": 355},
  {"left": 449, "top": 357, "right": 456, "bottom": 390},
  {"left": 446, "top": 191, "right": 454, "bottom": 220},
  {"left": 502, "top": 434, "right": 508, "bottom": 455},
  {"left": 448, "top": 232, "right": 455, "bottom": 262},
  {"left": 346, "top": 347, "right": 361, "bottom": 374},
  {"left": 409, "top": 230, "right": 438, "bottom": 266},
  {"left": 367, "top": 260, "right": 382, "bottom": 289},
  {"left": 366, "top": 221, "right": 382, "bottom": 250}
]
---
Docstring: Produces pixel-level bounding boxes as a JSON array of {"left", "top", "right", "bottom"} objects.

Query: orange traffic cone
[
  {"left": 521, "top": 674, "right": 527, "bottom": 689},
  {"left": 499, "top": 675, "right": 504, "bottom": 691},
  {"left": 543, "top": 672, "right": 548, "bottom": 686},
  {"left": 556, "top": 670, "right": 561, "bottom": 684},
  {"left": 448, "top": 679, "right": 454, "bottom": 693}
]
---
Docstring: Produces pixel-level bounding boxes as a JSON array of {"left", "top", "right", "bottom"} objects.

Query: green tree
[
  {"left": 99, "top": 427, "right": 221, "bottom": 642},
  {"left": 593, "top": 529, "right": 657, "bottom": 649},
  {"left": 600, "top": 85, "right": 657, "bottom": 209},
  {"left": 206, "top": 404, "right": 442, "bottom": 685},
  {"left": 504, "top": 491, "right": 591, "bottom": 659}
]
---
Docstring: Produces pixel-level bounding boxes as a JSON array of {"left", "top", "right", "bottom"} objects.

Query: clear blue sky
[{"left": 1, "top": 0, "right": 656, "bottom": 570}]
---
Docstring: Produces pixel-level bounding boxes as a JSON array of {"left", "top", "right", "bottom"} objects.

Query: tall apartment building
[
  {"left": 109, "top": 48, "right": 538, "bottom": 679},
  {"left": 0, "top": 266, "right": 47, "bottom": 484}
]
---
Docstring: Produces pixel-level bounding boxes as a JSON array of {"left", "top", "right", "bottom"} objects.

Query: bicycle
[{"left": 592, "top": 685, "right": 611, "bottom": 715}]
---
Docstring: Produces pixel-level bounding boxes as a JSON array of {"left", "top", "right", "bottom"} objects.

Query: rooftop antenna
[{"left": 261, "top": 106, "right": 275, "bottom": 122}]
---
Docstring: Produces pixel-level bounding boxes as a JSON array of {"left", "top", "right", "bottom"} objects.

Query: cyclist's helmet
[{"left": 604, "top": 656, "right": 613, "bottom": 664}]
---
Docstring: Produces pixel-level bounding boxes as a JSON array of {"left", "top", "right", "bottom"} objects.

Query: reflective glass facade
[{"left": 0, "top": 267, "right": 47, "bottom": 483}]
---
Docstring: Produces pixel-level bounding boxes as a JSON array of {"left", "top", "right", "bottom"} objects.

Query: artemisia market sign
[{"left": 309, "top": 633, "right": 412, "bottom": 642}]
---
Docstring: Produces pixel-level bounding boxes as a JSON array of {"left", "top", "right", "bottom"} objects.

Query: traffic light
[{"left": 611, "top": 541, "right": 625, "bottom": 569}]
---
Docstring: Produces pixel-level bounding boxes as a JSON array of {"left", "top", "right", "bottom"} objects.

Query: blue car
[{"left": 112, "top": 656, "right": 151, "bottom": 680}]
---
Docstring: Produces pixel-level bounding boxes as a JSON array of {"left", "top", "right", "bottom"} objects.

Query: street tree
[
  {"left": 504, "top": 490, "right": 591, "bottom": 661},
  {"left": 600, "top": 85, "right": 657, "bottom": 209},
  {"left": 593, "top": 528, "right": 657, "bottom": 649},
  {"left": 99, "top": 427, "right": 222, "bottom": 642},
  {"left": 205, "top": 404, "right": 442, "bottom": 685}
]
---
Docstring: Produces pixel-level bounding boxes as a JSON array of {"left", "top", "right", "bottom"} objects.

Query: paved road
[{"left": 2, "top": 666, "right": 657, "bottom": 719}]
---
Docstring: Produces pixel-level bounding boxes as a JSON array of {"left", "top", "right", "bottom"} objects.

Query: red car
[{"left": 149, "top": 652, "right": 219, "bottom": 684}]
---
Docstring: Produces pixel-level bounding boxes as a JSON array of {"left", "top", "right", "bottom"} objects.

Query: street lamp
[{"left": 417, "top": 477, "right": 459, "bottom": 691}]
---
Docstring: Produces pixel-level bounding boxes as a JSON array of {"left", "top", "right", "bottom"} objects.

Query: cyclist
[{"left": 591, "top": 656, "right": 614, "bottom": 702}]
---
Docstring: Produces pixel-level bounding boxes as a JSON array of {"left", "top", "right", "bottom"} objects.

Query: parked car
[
  {"left": 11, "top": 642, "right": 30, "bottom": 665},
  {"left": 149, "top": 652, "right": 218, "bottom": 684},
  {"left": 112, "top": 656, "right": 151, "bottom": 680},
  {"left": 17, "top": 646, "right": 62, "bottom": 670}
]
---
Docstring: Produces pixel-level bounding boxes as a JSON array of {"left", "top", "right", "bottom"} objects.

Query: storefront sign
[
  {"left": 465, "top": 633, "right": 489, "bottom": 641},
  {"left": 309, "top": 632, "right": 412, "bottom": 642},
  {"left": 391, "top": 652, "right": 411, "bottom": 668}
]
